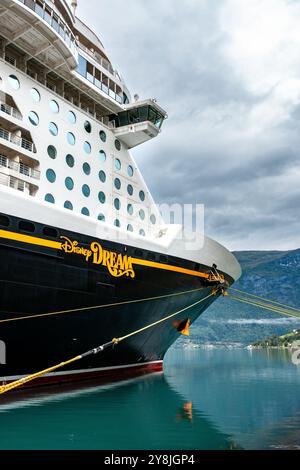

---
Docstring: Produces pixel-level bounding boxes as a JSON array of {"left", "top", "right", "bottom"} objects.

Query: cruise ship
[{"left": 0, "top": 0, "right": 241, "bottom": 390}]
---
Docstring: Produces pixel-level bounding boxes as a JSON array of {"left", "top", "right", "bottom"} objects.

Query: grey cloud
[{"left": 78, "top": 0, "right": 300, "bottom": 250}]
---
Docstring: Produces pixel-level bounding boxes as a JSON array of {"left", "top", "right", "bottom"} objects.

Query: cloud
[{"left": 76, "top": 0, "right": 300, "bottom": 250}]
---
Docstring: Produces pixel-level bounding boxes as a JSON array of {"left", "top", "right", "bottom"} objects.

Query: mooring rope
[{"left": 0, "top": 293, "right": 214, "bottom": 395}]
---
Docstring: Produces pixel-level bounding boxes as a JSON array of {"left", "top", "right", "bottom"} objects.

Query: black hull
[{"left": 0, "top": 213, "right": 232, "bottom": 389}]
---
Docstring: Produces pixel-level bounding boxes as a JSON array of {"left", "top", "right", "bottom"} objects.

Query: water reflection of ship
[
  {"left": 0, "top": 373, "right": 238, "bottom": 450},
  {"left": 164, "top": 348, "right": 300, "bottom": 450}
]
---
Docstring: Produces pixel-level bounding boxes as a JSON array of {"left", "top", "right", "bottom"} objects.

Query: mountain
[{"left": 174, "top": 249, "right": 300, "bottom": 347}]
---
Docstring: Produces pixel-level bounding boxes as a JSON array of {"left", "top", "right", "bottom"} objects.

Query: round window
[
  {"left": 30, "top": 88, "right": 40, "bottom": 102},
  {"left": 115, "top": 158, "right": 121, "bottom": 171},
  {"left": 114, "top": 178, "right": 121, "bottom": 190},
  {"left": 49, "top": 122, "right": 58, "bottom": 136},
  {"left": 139, "top": 209, "right": 145, "bottom": 220},
  {"left": 127, "top": 224, "right": 133, "bottom": 232},
  {"left": 65, "top": 177, "right": 74, "bottom": 191},
  {"left": 66, "top": 154, "right": 75, "bottom": 168},
  {"left": 150, "top": 214, "right": 157, "bottom": 225},
  {"left": 67, "top": 132, "right": 75, "bottom": 145},
  {"left": 50, "top": 100, "right": 59, "bottom": 113},
  {"left": 114, "top": 219, "right": 121, "bottom": 228},
  {"left": 47, "top": 145, "right": 57, "bottom": 159},
  {"left": 82, "top": 184, "right": 90, "bottom": 197},
  {"left": 84, "top": 121, "right": 92, "bottom": 133},
  {"left": 115, "top": 139, "right": 121, "bottom": 151},
  {"left": 99, "top": 150, "right": 106, "bottom": 162},
  {"left": 28, "top": 111, "right": 39, "bottom": 126},
  {"left": 100, "top": 130, "right": 106, "bottom": 142},
  {"left": 114, "top": 198, "right": 121, "bottom": 210},
  {"left": 98, "top": 191, "right": 106, "bottom": 204},
  {"left": 83, "top": 162, "right": 91, "bottom": 175},
  {"left": 8, "top": 75, "right": 20, "bottom": 90},
  {"left": 127, "top": 204, "right": 133, "bottom": 216},
  {"left": 46, "top": 169, "right": 56, "bottom": 183},
  {"left": 139, "top": 229, "right": 146, "bottom": 237},
  {"left": 128, "top": 165, "right": 134, "bottom": 177},
  {"left": 45, "top": 194, "right": 55, "bottom": 204},
  {"left": 84, "top": 141, "right": 91, "bottom": 154},
  {"left": 64, "top": 201, "right": 73, "bottom": 210},
  {"left": 98, "top": 213, "right": 105, "bottom": 222},
  {"left": 99, "top": 170, "right": 106, "bottom": 183},
  {"left": 68, "top": 111, "right": 76, "bottom": 124},
  {"left": 139, "top": 190, "right": 145, "bottom": 202},
  {"left": 81, "top": 207, "right": 90, "bottom": 216},
  {"left": 127, "top": 184, "right": 133, "bottom": 196}
]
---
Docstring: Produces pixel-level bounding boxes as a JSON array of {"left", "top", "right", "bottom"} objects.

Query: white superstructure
[{"left": 0, "top": 0, "right": 241, "bottom": 281}]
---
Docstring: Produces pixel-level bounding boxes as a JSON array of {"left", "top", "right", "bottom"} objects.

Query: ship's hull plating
[{"left": 0, "top": 213, "right": 233, "bottom": 389}]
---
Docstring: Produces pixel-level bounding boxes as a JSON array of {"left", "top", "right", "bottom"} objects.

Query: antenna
[{"left": 71, "top": 0, "right": 78, "bottom": 16}]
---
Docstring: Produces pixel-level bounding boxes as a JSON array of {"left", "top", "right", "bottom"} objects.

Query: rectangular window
[
  {"left": 87, "top": 62, "right": 94, "bottom": 83},
  {"left": 44, "top": 6, "right": 52, "bottom": 25},
  {"left": 35, "top": 1, "right": 44, "bottom": 18},
  {"left": 52, "top": 14, "right": 60, "bottom": 34},
  {"left": 77, "top": 55, "right": 87, "bottom": 78}
]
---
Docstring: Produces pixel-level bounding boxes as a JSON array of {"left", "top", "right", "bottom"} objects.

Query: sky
[{"left": 75, "top": 0, "right": 300, "bottom": 251}]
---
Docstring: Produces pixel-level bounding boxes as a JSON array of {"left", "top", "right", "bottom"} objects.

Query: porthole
[
  {"left": 115, "top": 158, "right": 121, "bottom": 171},
  {"left": 98, "top": 213, "right": 105, "bottom": 222},
  {"left": 99, "top": 170, "right": 106, "bottom": 183},
  {"left": 139, "top": 229, "right": 146, "bottom": 237},
  {"left": 8, "top": 75, "right": 20, "bottom": 90},
  {"left": 98, "top": 191, "right": 106, "bottom": 204},
  {"left": 114, "top": 198, "right": 121, "bottom": 210},
  {"left": 28, "top": 111, "right": 39, "bottom": 126},
  {"left": 100, "top": 130, "right": 106, "bottom": 142},
  {"left": 127, "top": 184, "right": 133, "bottom": 196},
  {"left": 30, "top": 88, "right": 40, "bottom": 102},
  {"left": 139, "top": 209, "right": 145, "bottom": 220},
  {"left": 127, "top": 224, "right": 133, "bottom": 232},
  {"left": 65, "top": 177, "right": 74, "bottom": 191},
  {"left": 46, "top": 169, "right": 56, "bottom": 183},
  {"left": 0, "top": 215, "right": 10, "bottom": 226},
  {"left": 43, "top": 226, "right": 58, "bottom": 238},
  {"left": 127, "top": 204, "right": 133, "bottom": 216},
  {"left": 114, "top": 178, "right": 121, "bottom": 190},
  {"left": 82, "top": 184, "right": 90, "bottom": 197},
  {"left": 84, "top": 121, "right": 92, "bottom": 133},
  {"left": 128, "top": 165, "right": 134, "bottom": 177},
  {"left": 19, "top": 221, "right": 35, "bottom": 233},
  {"left": 66, "top": 154, "right": 75, "bottom": 168},
  {"left": 84, "top": 141, "right": 91, "bottom": 154},
  {"left": 67, "top": 132, "right": 75, "bottom": 145},
  {"left": 45, "top": 194, "right": 55, "bottom": 204},
  {"left": 83, "top": 162, "right": 91, "bottom": 175},
  {"left": 150, "top": 214, "right": 157, "bottom": 225},
  {"left": 139, "top": 190, "right": 145, "bottom": 202},
  {"left": 114, "top": 219, "right": 120, "bottom": 228},
  {"left": 68, "top": 111, "right": 76, "bottom": 124},
  {"left": 50, "top": 99, "right": 59, "bottom": 113},
  {"left": 49, "top": 122, "right": 58, "bottom": 136},
  {"left": 81, "top": 207, "right": 90, "bottom": 216},
  {"left": 47, "top": 145, "right": 57, "bottom": 159},
  {"left": 115, "top": 139, "right": 121, "bottom": 151},
  {"left": 64, "top": 201, "right": 73, "bottom": 210},
  {"left": 99, "top": 150, "right": 106, "bottom": 162}
]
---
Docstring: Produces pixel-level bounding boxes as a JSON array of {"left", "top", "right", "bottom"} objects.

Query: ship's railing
[
  {"left": 0, "top": 127, "right": 36, "bottom": 153},
  {"left": 0, "top": 171, "right": 32, "bottom": 193},
  {"left": 0, "top": 100, "right": 22, "bottom": 120},
  {"left": 79, "top": 44, "right": 115, "bottom": 76},
  {"left": 17, "top": 0, "right": 77, "bottom": 56},
  {"left": 0, "top": 154, "right": 40, "bottom": 179}
]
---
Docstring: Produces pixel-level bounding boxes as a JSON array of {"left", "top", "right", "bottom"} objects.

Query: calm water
[{"left": 0, "top": 348, "right": 300, "bottom": 450}]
